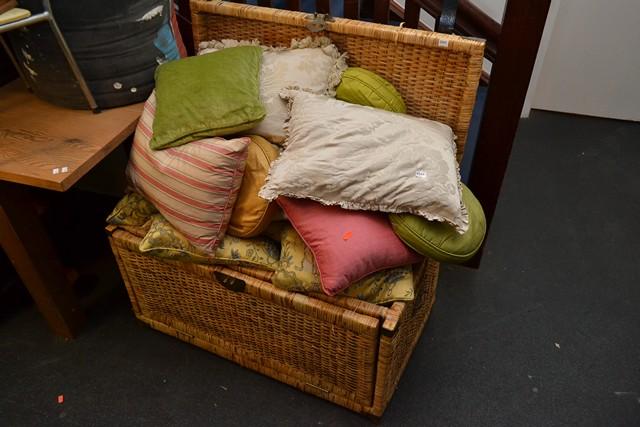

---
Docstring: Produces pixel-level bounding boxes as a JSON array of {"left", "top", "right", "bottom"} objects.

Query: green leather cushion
[
  {"left": 150, "top": 46, "right": 266, "bottom": 150},
  {"left": 336, "top": 67, "right": 407, "bottom": 113},
  {"left": 389, "top": 183, "right": 486, "bottom": 263}
]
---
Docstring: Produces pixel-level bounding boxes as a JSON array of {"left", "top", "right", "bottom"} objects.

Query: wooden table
[{"left": 0, "top": 80, "right": 142, "bottom": 338}]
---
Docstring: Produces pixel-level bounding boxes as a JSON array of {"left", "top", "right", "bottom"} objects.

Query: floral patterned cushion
[
  {"left": 107, "top": 194, "right": 413, "bottom": 303},
  {"left": 107, "top": 193, "right": 280, "bottom": 270},
  {"left": 273, "top": 224, "right": 415, "bottom": 304},
  {"left": 106, "top": 192, "right": 158, "bottom": 227},
  {"left": 139, "top": 214, "right": 280, "bottom": 271}
]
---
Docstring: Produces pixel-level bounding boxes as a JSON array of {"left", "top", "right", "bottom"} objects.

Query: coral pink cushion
[
  {"left": 127, "top": 92, "right": 249, "bottom": 252},
  {"left": 277, "top": 197, "right": 422, "bottom": 295}
]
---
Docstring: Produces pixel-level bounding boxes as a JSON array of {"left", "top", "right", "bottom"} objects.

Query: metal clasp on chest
[{"left": 306, "top": 13, "right": 334, "bottom": 32}]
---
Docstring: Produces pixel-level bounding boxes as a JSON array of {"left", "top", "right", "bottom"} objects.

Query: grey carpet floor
[{"left": 1, "top": 110, "right": 639, "bottom": 426}]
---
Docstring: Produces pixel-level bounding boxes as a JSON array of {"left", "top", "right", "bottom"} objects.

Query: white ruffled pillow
[
  {"left": 259, "top": 90, "right": 469, "bottom": 233},
  {"left": 199, "top": 37, "right": 347, "bottom": 144}
]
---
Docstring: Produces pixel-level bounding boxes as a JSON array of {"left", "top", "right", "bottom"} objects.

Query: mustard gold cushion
[
  {"left": 227, "top": 135, "right": 281, "bottom": 238},
  {"left": 273, "top": 224, "right": 415, "bottom": 304},
  {"left": 336, "top": 67, "right": 407, "bottom": 113},
  {"left": 0, "top": 8, "right": 30, "bottom": 25},
  {"left": 139, "top": 214, "right": 280, "bottom": 270}
]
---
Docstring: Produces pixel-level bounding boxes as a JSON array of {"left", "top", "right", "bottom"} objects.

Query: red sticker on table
[{"left": 342, "top": 231, "right": 353, "bottom": 241}]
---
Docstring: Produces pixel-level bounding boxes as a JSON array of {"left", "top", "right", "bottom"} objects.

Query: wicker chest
[
  {"left": 109, "top": 0, "right": 483, "bottom": 417},
  {"left": 109, "top": 228, "right": 438, "bottom": 416}
]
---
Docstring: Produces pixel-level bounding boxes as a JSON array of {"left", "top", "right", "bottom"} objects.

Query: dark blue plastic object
[{"left": 7, "top": 0, "right": 181, "bottom": 109}]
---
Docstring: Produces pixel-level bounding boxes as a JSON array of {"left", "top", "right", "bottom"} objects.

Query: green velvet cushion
[
  {"left": 150, "top": 46, "right": 266, "bottom": 150},
  {"left": 336, "top": 67, "right": 407, "bottom": 113},
  {"left": 389, "top": 184, "right": 486, "bottom": 263}
]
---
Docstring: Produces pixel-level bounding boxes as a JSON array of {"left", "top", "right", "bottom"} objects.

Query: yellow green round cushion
[
  {"left": 336, "top": 67, "right": 407, "bottom": 113},
  {"left": 389, "top": 184, "right": 486, "bottom": 263}
]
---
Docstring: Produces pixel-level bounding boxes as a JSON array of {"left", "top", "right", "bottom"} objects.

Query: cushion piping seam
[
  {"left": 340, "top": 74, "right": 402, "bottom": 112},
  {"left": 392, "top": 216, "right": 482, "bottom": 259}
]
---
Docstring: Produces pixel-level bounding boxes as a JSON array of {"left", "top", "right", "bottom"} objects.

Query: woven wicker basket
[{"left": 108, "top": 0, "right": 483, "bottom": 417}]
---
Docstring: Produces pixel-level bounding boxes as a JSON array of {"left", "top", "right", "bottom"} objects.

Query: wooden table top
[{"left": 0, "top": 80, "right": 143, "bottom": 191}]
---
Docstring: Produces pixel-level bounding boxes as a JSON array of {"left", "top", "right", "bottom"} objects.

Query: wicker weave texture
[
  {"left": 190, "top": 1, "right": 484, "bottom": 159},
  {"left": 372, "top": 260, "right": 439, "bottom": 412},
  {"left": 109, "top": 229, "right": 439, "bottom": 415},
  {"left": 111, "top": 231, "right": 382, "bottom": 405}
]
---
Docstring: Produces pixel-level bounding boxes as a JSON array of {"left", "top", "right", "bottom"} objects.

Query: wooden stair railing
[
  {"left": 400, "top": 0, "right": 499, "bottom": 61},
  {"left": 386, "top": 0, "right": 551, "bottom": 265},
  {"left": 466, "top": 0, "right": 551, "bottom": 265}
]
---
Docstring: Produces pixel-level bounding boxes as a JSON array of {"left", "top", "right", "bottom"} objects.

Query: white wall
[
  {"left": 469, "top": 0, "right": 505, "bottom": 23},
  {"left": 392, "top": 0, "right": 640, "bottom": 121},
  {"left": 462, "top": 0, "right": 549, "bottom": 117},
  {"left": 521, "top": 0, "right": 560, "bottom": 118},
  {"left": 530, "top": 0, "right": 640, "bottom": 121},
  {"left": 465, "top": 0, "right": 561, "bottom": 119},
  {"left": 467, "top": 0, "right": 640, "bottom": 122}
]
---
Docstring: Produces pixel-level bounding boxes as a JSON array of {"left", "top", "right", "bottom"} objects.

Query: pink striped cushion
[{"left": 127, "top": 92, "right": 249, "bottom": 252}]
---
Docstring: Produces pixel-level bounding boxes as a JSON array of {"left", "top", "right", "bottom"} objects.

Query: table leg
[{"left": 0, "top": 183, "right": 84, "bottom": 338}]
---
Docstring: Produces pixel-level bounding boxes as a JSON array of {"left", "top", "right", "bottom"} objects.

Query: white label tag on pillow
[{"left": 415, "top": 169, "right": 427, "bottom": 179}]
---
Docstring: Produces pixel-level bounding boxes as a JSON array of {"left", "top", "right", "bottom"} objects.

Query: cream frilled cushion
[
  {"left": 259, "top": 90, "right": 469, "bottom": 233},
  {"left": 198, "top": 37, "right": 347, "bottom": 143}
]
